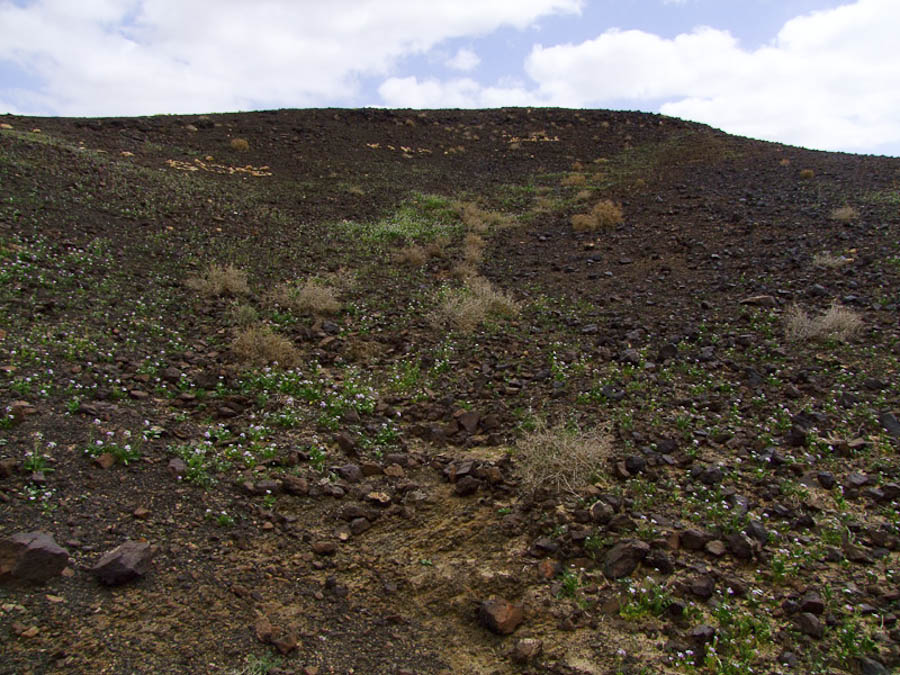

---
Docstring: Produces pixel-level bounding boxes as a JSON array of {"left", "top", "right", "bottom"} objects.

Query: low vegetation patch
[
  {"left": 784, "top": 301, "right": 862, "bottom": 342},
  {"left": 830, "top": 205, "right": 859, "bottom": 222},
  {"left": 231, "top": 324, "right": 300, "bottom": 367},
  {"left": 186, "top": 264, "right": 250, "bottom": 298},
  {"left": 513, "top": 421, "right": 613, "bottom": 496},
  {"left": 268, "top": 279, "right": 340, "bottom": 315},
  {"left": 434, "top": 276, "right": 520, "bottom": 333},
  {"left": 571, "top": 199, "right": 624, "bottom": 232},
  {"left": 230, "top": 137, "right": 250, "bottom": 151}
]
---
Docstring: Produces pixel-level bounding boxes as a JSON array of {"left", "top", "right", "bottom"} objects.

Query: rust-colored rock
[{"left": 479, "top": 596, "right": 524, "bottom": 635}]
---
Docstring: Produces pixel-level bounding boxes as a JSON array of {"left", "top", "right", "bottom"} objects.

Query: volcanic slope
[{"left": 1, "top": 108, "right": 899, "bottom": 674}]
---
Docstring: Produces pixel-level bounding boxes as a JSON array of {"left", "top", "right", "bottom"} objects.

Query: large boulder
[{"left": 0, "top": 531, "right": 69, "bottom": 584}]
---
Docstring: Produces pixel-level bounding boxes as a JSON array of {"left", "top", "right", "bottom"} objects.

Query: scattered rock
[
  {"left": 455, "top": 475, "right": 480, "bottom": 496},
  {"left": 91, "top": 540, "right": 153, "bottom": 585},
  {"left": 479, "top": 596, "right": 524, "bottom": 635},
  {"left": 282, "top": 475, "right": 309, "bottom": 495},
  {"left": 602, "top": 540, "right": 649, "bottom": 579},
  {"left": 879, "top": 412, "right": 900, "bottom": 439},
  {"left": 167, "top": 457, "right": 187, "bottom": 480},
  {"left": 0, "top": 532, "right": 69, "bottom": 584},
  {"left": 311, "top": 541, "right": 336, "bottom": 556},
  {"left": 510, "top": 637, "right": 542, "bottom": 663},
  {"left": 795, "top": 612, "right": 824, "bottom": 639}
]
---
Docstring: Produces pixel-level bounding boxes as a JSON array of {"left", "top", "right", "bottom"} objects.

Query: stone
[
  {"left": 726, "top": 533, "right": 755, "bottom": 560},
  {"left": 739, "top": 295, "right": 776, "bottom": 307},
  {"left": 384, "top": 464, "right": 405, "bottom": 478},
  {"left": 455, "top": 475, "right": 480, "bottom": 496},
  {"left": 282, "top": 475, "right": 309, "bottom": 495},
  {"left": 510, "top": 638, "right": 542, "bottom": 663},
  {"left": 167, "top": 457, "right": 187, "bottom": 479},
  {"left": 91, "top": 540, "right": 153, "bottom": 585},
  {"left": 456, "top": 410, "right": 480, "bottom": 434},
  {"left": 680, "top": 528, "right": 713, "bottom": 551},
  {"left": 705, "top": 540, "right": 727, "bottom": 557},
  {"left": 311, "top": 541, "right": 336, "bottom": 555},
  {"left": 94, "top": 453, "right": 116, "bottom": 469},
  {"left": 796, "top": 612, "right": 824, "bottom": 639},
  {"left": 589, "top": 500, "right": 614, "bottom": 524},
  {"left": 690, "top": 624, "right": 716, "bottom": 645},
  {"left": 479, "top": 596, "right": 523, "bottom": 635},
  {"left": 879, "top": 412, "right": 900, "bottom": 439},
  {"left": 0, "top": 532, "right": 69, "bottom": 584},
  {"left": 745, "top": 521, "right": 768, "bottom": 546},
  {"left": 602, "top": 540, "right": 650, "bottom": 579},
  {"left": 337, "top": 464, "right": 362, "bottom": 483},
  {"left": 798, "top": 591, "right": 825, "bottom": 615},
  {"left": 857, "top": 656, "right": 889, "bottom": 675},
  {"left": 690, "top": 575, "right": 715, "bottom": 600}
]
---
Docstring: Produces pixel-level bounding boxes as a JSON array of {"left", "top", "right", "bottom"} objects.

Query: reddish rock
[
  {"left": 0, "top": 531, "right": 69, "bottom": 584},
  {"left": 91, "top": 540, "right": 153, "bottom": 585},
  {"left": 311, "top": 541, "right": 336, "bottom": 555},
  {"left": 479, "top": 596, "right": 524, "bottom": 635},
  {"left": 167, "top": 457, "right": 187, "bottom": 479},
  {"left": 94, "top": 453, "right": 116, "bottom": 469}
]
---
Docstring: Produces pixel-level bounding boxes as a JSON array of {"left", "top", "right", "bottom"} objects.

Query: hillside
[{"left": 1, "top": 108, "right": 899, "bottom": 674}]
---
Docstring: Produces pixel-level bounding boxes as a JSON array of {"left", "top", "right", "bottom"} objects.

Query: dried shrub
[
  {"left": 457, "top": 202, "right": 514, "bottom": 233},
  {"left": 812, "top": 252, "right": 851, "bottom": 269},
  {"left": 784, "top": 302, "right": 862, "bottom": 343},
  {"left": 230, "top": 137, "right": 250, "bottom": 151},
  {"left": 574, "top": 189, "right": 593, "bottom": 202},
  {"left": 779, "top": 158, "right": 792, "bottom": 167},
  {"left": 830, "top": 205, "right": 859, "bottom": 222},
  {"left": 186, "top": 264, "right": 250, "bottom": 298},
  {"left": 571, "top": 200, "right": 624, "bottom": 232},
  {"left": 435, "top": 276, "right": 520, "bottom": 333},
  {"left": 424, "top": 237, "right": 450, "bottom": 259},
  {"left": 463, "top": 233, "right": 485, "bottom": 264},
  {"left": 232, "top": 324, "right": 300, "bottom": 367},
  {"left": 514, "top": 422, "right": 613, "bottom": 496},
  {"left": 228, "top": 302, "right": 258, "bottom": 327},
  {"left": 395, "top": 244, "right": 428, "bottom": 266},
  {"left": 269, "top": 279, "right": 340, "bottom": 315},
  {"left": 561, "top": 173, "right": 587, "bottom": 187},
  {"left": 799, "top": 168, "right": 815, "bottom": 179},
  {"left": 451, "top": 261, "right": 479, "bottom": 281}
]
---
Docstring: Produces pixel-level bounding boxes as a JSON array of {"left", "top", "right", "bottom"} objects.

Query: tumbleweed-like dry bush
[
  {"left": 830, "top": 205, "right": 859, "bottom": 222},
  {"left": 434, "top": 276, "right": 520, "bottom": 333},
  {"left": 230, "top": 137, "right": 250, "bottom": 151},
  {"left": 784, "top": 302, "right": 862, "bottom": 343},
  {"left": 186, "top": 264, "right": 250, "bottom": 298},
  {"left": 269, "top": 279, "right": 341, "bottom": 316},
  {"left": 514, "top": 421, "right": 613, "bottom": 496},
  {"left": 571, "top": 199, "right": 624, "bottom": 232},
  {"left": 232, "top": 324, "right": 300, "bottom": 367}
]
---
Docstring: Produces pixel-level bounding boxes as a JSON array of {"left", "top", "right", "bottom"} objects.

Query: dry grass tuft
[
  {"left": 561, "top": 173, "right": 587, "bottom": 187},
  {"left": 435, "top": 276, "right": 520, "bottom": 333},
  {"left": 232, "top": 324, "right": 300, "bottom": 367},
  {"left": 798, "top": 168, "right": 815, "bottom": 180},
  {"left": 571, "top": 199, "right": 624, "bottom": 232},
  {"left": 830, "top": 205, "right": 859, "bottom": 222},
  {"left": 230, "top": 138, "right": 250, "bottom": 151},
  {"left": 779, "top": 158, "right": 792, "bottom": 167},
  {"left": 269, "top": 279, "right": 341, "bottom": 315},
  {"left": 463, "top": 233, "right": 486, "bottom": 264},
  {"left": 228, "top": 302, "right": 259, "bottom": 327},
  {"left": 784, "top": 302, "right": 862, "bottom": 343},
  {"left": 186, "top": 264, "right": 250, "bottom": 298},
  {"left": 812, "top": 251, "right": 852, "bottom": 269},
  {"left": 457, "top": 202, "right": 514, "bottom": 233},
  {"left": 514, "top": 422, "right": 613, "bottom": 496},
  {"left": 395, "top": 244, "right": 428, "bottom": 266}
]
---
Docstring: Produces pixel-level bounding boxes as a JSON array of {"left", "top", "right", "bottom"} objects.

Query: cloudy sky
[{"left": 1, "top": 0, "right": 898, "bottom": 156}]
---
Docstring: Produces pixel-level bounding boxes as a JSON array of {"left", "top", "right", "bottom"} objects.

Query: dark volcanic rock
[
  {"left": 91, "top": 540, "right": 153, "bottom": 585},
  {"left": 602, "top": 540, "right": 650, "bottom": 579},
  {"left": 0, "top": 531, "right": 69, "bottom": 584}
]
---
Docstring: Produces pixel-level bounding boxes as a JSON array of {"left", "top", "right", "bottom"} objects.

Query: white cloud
[
  {"left": 446, "top": 47, "right": 481, "bottom": 72},
  {"left": 378, "top": 0, "right": 900, "bottom": 153},
  {"left": 0, "top": 0, "right": 582, "bottom": 115}
]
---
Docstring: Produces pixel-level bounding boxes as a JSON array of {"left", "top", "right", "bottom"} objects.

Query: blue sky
[{"left": 1, "top": 0, "right": 898, "bottom": 156}]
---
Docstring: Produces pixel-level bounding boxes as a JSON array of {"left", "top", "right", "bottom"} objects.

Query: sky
[{"left": 1, "top": 0, "right": 898, "bottom": 156}]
